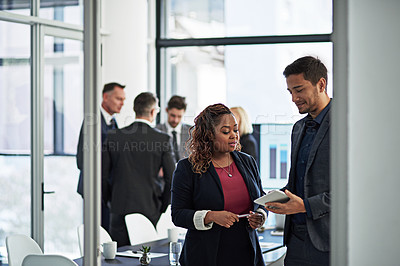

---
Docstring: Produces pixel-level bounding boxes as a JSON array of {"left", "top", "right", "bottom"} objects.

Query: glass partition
[
  {"left": 165, "top": 0, "right": 332, "bottom": 38},
  {"left": 163, "top": 42, "right": 332, "bottom": 124},
  {"left": 43, "top": 35, "right": 83, "bottom": 258},
  {"left": 40, "top": 0, "right": 83, "bottom": 25},
  {"left": 0, "top": 21, "right": 31, "bottom": 264}
]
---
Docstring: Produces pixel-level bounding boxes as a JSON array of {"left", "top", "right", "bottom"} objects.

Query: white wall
[
  {"left": 101, "top": 0, "right": 149, "bottom": 127},
  {"left": 334, "top": 0, "right": 400, "bottom": 265}
]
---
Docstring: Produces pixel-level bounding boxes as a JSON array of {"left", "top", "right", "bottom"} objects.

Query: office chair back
[
  {"left": 125, "top": 213, "right": 159, "bottom": 245},
  {"left": 156, "top": 205, "right": 187, "bottom": 240},
  {"left": 77, "top": 225, "right": 112, "bottom": 256},
  {"left": 156, "top": 205, "right": 175, "bottom": 239},
  {"left": 6, "top": 234, "right": 43, "bottom": 266},
  {"left": 22, "top": 254, "right": 77, "bottom": 266}
]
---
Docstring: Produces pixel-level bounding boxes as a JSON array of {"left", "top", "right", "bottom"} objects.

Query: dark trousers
[
  {"left": 216, "top": 219, "right": 262, "bottom": 266},
  {"left": 284, "top": 224, "right": 330, "bottom": 266},
  {"left": 109, "top": 213, "right": 130, "bottom": 247}
]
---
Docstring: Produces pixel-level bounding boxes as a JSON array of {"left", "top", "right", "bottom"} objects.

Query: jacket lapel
[
  {"left": 209, "top": 162, "right": 224, "bottom": 197},
  {"left": 291, "top": 120, "right": 306, "bottom": 169},
  {"left": 305, "top": 109, "right": 331, "bottom": 172}
]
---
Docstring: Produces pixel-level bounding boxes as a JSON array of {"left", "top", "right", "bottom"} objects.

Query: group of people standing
[{"left": 77, "top": 55, "right": 332, "bottom": 266}]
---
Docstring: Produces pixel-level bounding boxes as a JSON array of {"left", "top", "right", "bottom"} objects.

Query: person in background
[
  {"left": 156, "top": 95, "right": 191, "bottom": 162},
  {"left": 102, "top": 92, "right": 176, "bottom": 247},
  {"left": 76, "top": 82, "right": 126, "bottom": 233},
  {"left": 265, "top": 56, "right": 331, "bottom": 265},
  {"left": 171, "top": 103, "right": 266, "bottom": 266},
  {"left": 230, "top": 106, "right": 258, "bottom": 161}
]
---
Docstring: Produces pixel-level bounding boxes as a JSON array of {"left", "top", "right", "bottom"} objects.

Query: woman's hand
[
  {"left": 248, "top": 211, "right": 265, "bottom": 229},
  {"left": 205, "top": 211, "right": 239, "bottom": 228}
]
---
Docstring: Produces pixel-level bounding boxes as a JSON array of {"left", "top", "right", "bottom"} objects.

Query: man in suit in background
[
  {"left": 76, "top": 82, "right": 126, "bottom": 232},
  {"left": 102, "top": 92, "right": 176, "bottom": 247},
  {"left": 156, "top": 95, "right": 191, "bottom": 161},
  {"left": 265, "top": 56, "right": 331, "bottom": 265}
]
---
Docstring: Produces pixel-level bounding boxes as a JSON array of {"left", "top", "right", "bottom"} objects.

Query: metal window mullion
[
  {"left": 0, "top": 10, "right": 83, "bottom": 32},
  {"left": 31, "top": 0, "right": 39, "bottom": 17},
  {"left": 83, "top": 0, "right": 101, "bottom": 265},
  {"left": 156, "top": 34, "right": 332, "bottom": 48},
  {"left": 31, "top": 22, "right": 44, "bottom": 249}
]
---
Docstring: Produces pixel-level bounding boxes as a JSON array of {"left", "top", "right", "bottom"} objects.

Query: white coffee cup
[
  {"left": 102, "top": 241, "right": 117, "bottom": 260},
  {"left": 168, "top": 228, "right": 179, "bottom": 242}
]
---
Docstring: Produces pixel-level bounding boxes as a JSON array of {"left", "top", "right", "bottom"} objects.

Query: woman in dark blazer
[
  {"left": 230, "top": 106, "right": 258, "bottom": 161},
  {"left": 171, "top": 104, "right": 266, "bottom": 266}
]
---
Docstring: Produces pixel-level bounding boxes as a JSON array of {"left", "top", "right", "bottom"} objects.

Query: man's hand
[
  {"left": 205, "top": 211, "right": 239, "bottom": 228},
  {"left": 265, "top": 190, "right": 306, "bottom": 215}
]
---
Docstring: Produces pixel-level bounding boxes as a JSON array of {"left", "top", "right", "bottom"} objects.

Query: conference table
[{"left": 74, "top": 228, "right": 284, "bottom": 266}]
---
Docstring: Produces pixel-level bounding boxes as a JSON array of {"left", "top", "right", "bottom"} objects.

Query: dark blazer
[
  {"left": 102, "top": 121, "right": 176, "bottom": 225},
  {"left": 156, "top": 123, "right": 191, "bottom": 159},
  {"left": 76, "top": 113, "right": 110, "bottom": 196},
  {"left": 171, "top": 151, "right": 266, "bottom": 266},
  {"left": 240, "top": 133, "right": 258, "bottom": 162},
  {"left": 283, "top": 109, "right": 331, "bottom": 252}
]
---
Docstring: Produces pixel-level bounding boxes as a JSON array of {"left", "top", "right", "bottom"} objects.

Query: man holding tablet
[{"left": 265, "top": 56, "right": 331, "bottom": 265}]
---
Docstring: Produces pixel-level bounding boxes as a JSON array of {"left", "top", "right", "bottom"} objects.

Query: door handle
[{"left": 42, "top": 183, "right": 55, "bottom": 210}]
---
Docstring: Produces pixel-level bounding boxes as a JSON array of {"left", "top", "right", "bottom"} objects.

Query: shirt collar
[
  {"left": 134, "top": 118, "right": 154, "bottom": 128},
  {"left": 100, "top": 105, "right": 115, "bottom": 125},
  {"left": 310, "top": 99, "right": 331, "bottom": 125},
  {"left": 166, "top": 121, "right": 182, "bottom": 134}
]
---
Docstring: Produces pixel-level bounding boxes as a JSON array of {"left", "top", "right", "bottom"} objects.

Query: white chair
[
  {"left": 6, "top": 234, "right": 43, "bottom": 266},
  {"left": 156, "top": 205, "right": 175, "bottom": 239},
  {"left": 77, "top": 225, "right": 112, "bottom": 256},
  {"left": 22, "top": 254, "right": 77, "bottom": 266},
  {"left": 156, "top": 205, "right": 187, "bottom": 240},
  {"left": 264, "top": 247, "right": 287, "bottom": 266},
  {"left": 125, "top": 213, "right": 159, "bottom": 245}
]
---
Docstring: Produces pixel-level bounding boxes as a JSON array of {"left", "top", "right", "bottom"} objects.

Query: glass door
[
  {"left": 42, "top": 31, "right": 83, "bottom": 258},
  {"left": 0, "top": 20, "right": 31, "bottom": 264}
]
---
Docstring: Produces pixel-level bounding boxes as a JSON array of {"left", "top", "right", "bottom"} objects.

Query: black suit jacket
[
  {"left": 240, "top": 133, "right": 258, "bottom": 162},
  {"left": 102, "top": 121, "right": 176, "bottom": 225},
  {"left": 156, "top": 123, "right": 191, "bottom": 160},
  {"left": 76, "top": 113, "right": 111, "bottom": 196},
  {"left": 283, "top": 109, "right": 331, "bottom": 252},
  {"left": 171, "top": 151, "right": 266, "bottom": 266}
]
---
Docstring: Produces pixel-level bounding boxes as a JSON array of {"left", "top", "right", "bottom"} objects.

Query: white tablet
[{"left": 254, "top": 190, "right": 289, "bottom": 205}]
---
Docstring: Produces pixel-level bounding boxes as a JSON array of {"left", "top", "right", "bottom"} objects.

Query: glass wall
[
  {"left": 40, "top": 0, "right": 83, "bottom": 25},
  {"left": 0, "top": 1, "right": 83, "bottom": 261},
  {"left": 164, "top": 43, "right": 332, "bottom": 124},
  {"left": 165, "top": 0, "right": 332, "bottom": 38},
  {"left": 0, "top": 20, "right": 31, "bottom": 263},
  {"left": 43, "top": 35, "right": 83, "bottom": 257},
  {"left": 159, "top": 0, "right": 333, "bottom": 191}
]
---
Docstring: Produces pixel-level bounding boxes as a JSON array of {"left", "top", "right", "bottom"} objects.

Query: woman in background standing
[{"left": 230, "top": 106, "right": 258, "bottom": 161}]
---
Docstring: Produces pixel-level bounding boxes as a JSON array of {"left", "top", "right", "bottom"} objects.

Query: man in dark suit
[
  {"left": 102, "top": 92, "right": 176, "bottom": 247},
  {"left": 265, "top": 56, "right": 331, "bottom": 265},
  {"left": 76, "top": 82, "right": 126, "bottom": 232},
  {"left": 156, "top": 95, "right": 191, "bottom": 161}
]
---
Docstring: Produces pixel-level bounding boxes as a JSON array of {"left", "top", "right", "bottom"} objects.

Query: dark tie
[
  {"left": 171, "top": 130, "right": 180, "bottom": 162},
  {"left": 109, "top": 117, "right": 117, "bottom": 130}
]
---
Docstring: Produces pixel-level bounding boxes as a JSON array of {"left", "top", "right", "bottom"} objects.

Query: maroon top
[{"left": 214, "top": 161, "right": 252, "bottom": 215}]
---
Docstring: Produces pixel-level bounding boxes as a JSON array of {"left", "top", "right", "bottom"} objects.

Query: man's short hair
[
  {"left": 167, "top": 95, "right": 187, "bottom": 111},
  {"left": 283, "top": 56, "right": 328, "bottom": 86},
  {"left": 102, "top": 82, "right": 126, "bottom": 94},
  {"left": 134, "top": 92, "right": 158, "bottom": 116}
]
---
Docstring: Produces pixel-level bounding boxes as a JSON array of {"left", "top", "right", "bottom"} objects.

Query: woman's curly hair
[{"left": 187, "top": 103, "right": 241, "bottom": 174}]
